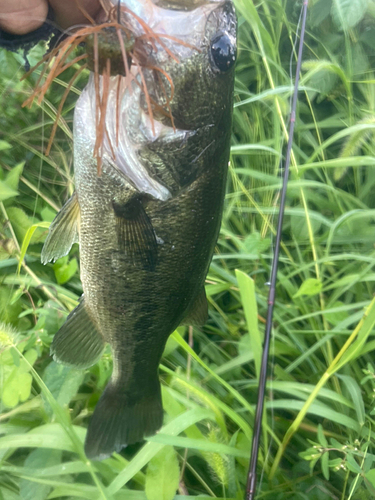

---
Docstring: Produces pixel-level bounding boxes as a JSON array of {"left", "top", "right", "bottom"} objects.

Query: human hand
[{"left": 0, "top": 0, "right": 103, "bottom": 35}]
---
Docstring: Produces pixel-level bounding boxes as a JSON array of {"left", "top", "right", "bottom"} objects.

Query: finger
[
  {"left": 0, "top": 0, "right": 48, "bottom": 35},
  {"left": 48, "top": 0, "right": 103, "bottom": 29}
]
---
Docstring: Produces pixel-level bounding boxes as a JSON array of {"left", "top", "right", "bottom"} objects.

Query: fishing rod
[{"left": 245, "top": 2, "right": 309, "bottom": 498}]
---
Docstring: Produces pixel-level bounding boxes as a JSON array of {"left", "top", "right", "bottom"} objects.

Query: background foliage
[{"left": 1, "top": 0, "right": 375, "bottom": 498}]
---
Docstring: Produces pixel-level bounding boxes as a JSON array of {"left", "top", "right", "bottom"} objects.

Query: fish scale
[{"left": 41, "top": 0, "right": 237, "bottom": 460}]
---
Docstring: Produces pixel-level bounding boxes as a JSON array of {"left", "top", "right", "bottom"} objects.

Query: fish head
[
  {"left": 121, "top": 0, "right": 238, "bottom": 131},
  {"left": 75, "top": 0, "right": 237, "bottom": 199}
]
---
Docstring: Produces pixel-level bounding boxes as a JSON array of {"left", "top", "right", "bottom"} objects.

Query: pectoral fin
[
  {"left": 113, "top": 196, "right": 157, "bottom": 271},
  {"left": 41, "top": 192, "right": 80, "bottom": 264},
  {"left": 181, "top": 288, "right": 208, "bottom": 326},
  {"left": 51, "top": 298, "right": 105, "bottom": 369}
]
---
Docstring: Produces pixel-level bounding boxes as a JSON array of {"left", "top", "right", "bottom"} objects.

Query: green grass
[{"left": 1, "top": 0, "right": 375, "bottom": 498}]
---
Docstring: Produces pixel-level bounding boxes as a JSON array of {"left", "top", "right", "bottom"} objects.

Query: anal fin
[
  {"left": 51, "top": 298, "right": 105, "bottom": 369},
  {"left": 113, "top": 196, "right": 157, "bottom": 271},
  {"left": 41, "top": 192, "right": 80, "bottom": 264},
  {"left": 181, "top": 288, "right": 208, "bottom": 327}
]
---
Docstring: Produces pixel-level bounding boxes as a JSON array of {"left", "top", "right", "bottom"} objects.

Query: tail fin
[{"left": 84, "top": 378, "right": 163, "bottom": 460}]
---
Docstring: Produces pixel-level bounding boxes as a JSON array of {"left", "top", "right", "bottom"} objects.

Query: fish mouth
[
  {"left": 115, "top": 0, "right": 215, "bottom": 10},
  {"left": 81, "top": 0, "right": 227, "bottom": 198},
  {"left": 153, "top": 0, "right": 211, "bottom": 10},
  {"left": 83, "top": 0, "right": 226, "bottom": 160},
  {"left": 99, "top": 0, "right": 225, "bottom": 51},
  {"left": 23, "top": 0, "right": 233, "bottom": 200}
]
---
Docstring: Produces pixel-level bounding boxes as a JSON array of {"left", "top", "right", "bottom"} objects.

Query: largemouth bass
[{"left": 41, "top": 0, "right": 237, "bottom": 460}]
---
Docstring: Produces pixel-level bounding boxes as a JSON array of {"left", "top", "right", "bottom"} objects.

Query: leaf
[
  {"left": 2, "top": 371, "right": 33, "bottom": 408},
  {"left": 321, "top": 452, "right": 329, "bottom": 480},
  {"left": 17, "top": 221, "right": 51, "bottom": 273},
  {"left": 306, "top": 69, "right": 339, "bottom": 101},
  {"left": 346, "top": 453, "right": 362, "bottom": 474},
  {"left": 2, "top": 461, "right": 94, "bottom": 478},
  {"left": 42, "top": 362, "right": 85, "bottom": 418},
  {"left": 226, "top": 433, "right": 237, "bottom": 497},
  {"left": 243, "top": 231, "right": 270, "bottom": 255},
  {"left": 235, "top": 433, "right": 251, "bottom": 468},
  {"left": 40, "top": 206, "right": 57, "bottom": 222},
  {"left": 0, "top": 140, "right": 11, "bottom": 151},
  {"left": 235, "top": 270, "right": 262, "bottom": 379},
  {"left": 107, "top": 408, "right": 215, "bottom": 495},
  {"left": 22, "top": 349, "right": 38, "bottom": 370},
  {"left": 145, "top": 445, "right": 180, "bottom": 500},
  {"left": 147, "top": 434, "right": 249, "bottom": 458},
  {"left": 0, "top": 286, "right": 22, "bottom": 325},
  {"left": 1, "top": 348, "right": 38, "bottom": 407},
  {"left": 317, "top": 424, "right": 328, "bottom": 447},
  {"left": 10, "top": 346, "right": 20, "bottom": 366},
  {"left": 302, "top": 60, "right": 350, "bottom": 99},
  {"left": 170, "top": 331, "right": 254, "bottom": 434},
  {"left": 310, "top": 0, "right": 332, "bottom": 27},
  {"left": 337, "top": 374, "right": 365, "bottom": 426},
  {"left": 300, "top": 156, "right": 375, "bottom": 172},
  {"left": 6, "top": 207, "right": 32, "bottom": 243},
  {"left": 0, "top": 424, "right": 86, "bottom": 453},
  {"left": 0, "top": 487, "right": 19, "bottom": 500},
  {"left": 365, "top": 469, "right": 375, "bottom": 488},
  {"left": 363, "top": 454, "right": 373, "bottom": 474},
  {"left": 269, "top": 399, "right": 360, "bottom": 432},
  {"left": 331, "top": 0, "right": 369, "bottom": 30},
  {"left": 53, "top": 257, "right": 78, "bottom": 285},
  {"left": 322, "top": 301, "right": 349, "bottom": 326},
  {"left": 162, "top": 332, "right": 181, "bottom": 358},
  {"left": 4, "top": 344, "right": 105, "bottom": 499},
  {"left": 38, "top": 300, "right": 67, "bottom": 336},
  {"left": 294, "top": 278, "right": 322, "bottom": 298},
  {"left": 5, "top": 162, "right": 24, "bottom": 192},
  {"left": 20, "top": 449, "right": 61, "bottom": 500},
  {"left": 361, "top": 27, "right": 375, "bottom": 50},
  {"left": 351, "top": 42, "right": 369, "bottom": 76},
  {"left": 0, "top": 181, "right": 18, "bottom": 201},
  {"left": 334, "top": 297, "right": 375, "bottom": 372},
  {"left": 21, "top": 482, "right": 96, "bottom": 500},
  {"left": 291, "top": 212, "right": 322, "bottom": 240}
]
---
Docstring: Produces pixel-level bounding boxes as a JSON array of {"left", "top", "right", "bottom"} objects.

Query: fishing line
[
  {"left": 244, "top": 2, "right": 308, "bottom": 499},
  {"left": 289, "top": 6, "right": 305, "bottom": 83},
  {"left": 257, "top": 5, "right": 307, "bottom": 491}
]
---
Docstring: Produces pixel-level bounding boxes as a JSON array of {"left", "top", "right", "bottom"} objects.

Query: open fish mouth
[
  {"left": 110, "top": 0, "right": 224, "bottom": 42},
  {"left": 101, "top": 0, "right": 224, "bottom": 35},
  {"left": 77, "top": 0, "right": 224, "bottom": 200},
  {"left": 23, "top": 0, "right": 235, "bottom": 198}
]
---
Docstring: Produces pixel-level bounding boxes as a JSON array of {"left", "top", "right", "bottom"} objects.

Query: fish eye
[{"left": 210, "top": 34, "right": 236, "bottom": 73}]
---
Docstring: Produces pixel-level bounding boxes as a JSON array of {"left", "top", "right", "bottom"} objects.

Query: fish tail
[{"left": 84, "top": 375, "right": 163, "bottom": 460}]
